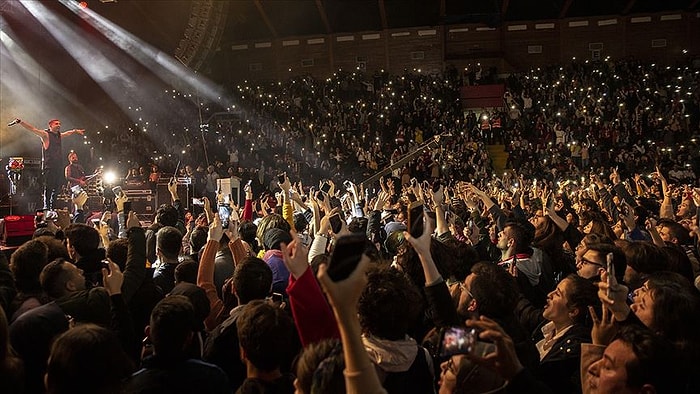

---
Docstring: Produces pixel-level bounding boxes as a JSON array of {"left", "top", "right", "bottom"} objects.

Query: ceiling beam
[
  {"left": 559, "top": 0, "right": 573, "bottom": 19},
  {"left": 315, "top": 0, "right": 332, "bottom": 34},
  {"left": 622, "top": 0, "right": 637, "bottom": 14},
  {"left": 253, "top": 0, "right": 277, "bottom": 38},
  {"left": 378, "top": 0, "right": 388, "bottom": 30},
  {"left": 501, "top": 0, "right": 510, "bottom": 16},
  {"left": 440, "top": 0, "right": 446, "bottom": 17}
]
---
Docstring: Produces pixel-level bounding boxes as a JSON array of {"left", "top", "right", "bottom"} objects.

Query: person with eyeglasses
[{"left": 576, "top": 243, "right": 626, "bottom": 283}]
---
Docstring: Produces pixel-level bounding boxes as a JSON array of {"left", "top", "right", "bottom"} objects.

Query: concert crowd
[{"left": 1, "top": 56, "right": 700, "bottom": 394}]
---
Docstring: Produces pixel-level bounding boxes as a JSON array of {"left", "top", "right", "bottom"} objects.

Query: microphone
[{"left": 7, "top": 118, "right": 20, "bottom": 127}]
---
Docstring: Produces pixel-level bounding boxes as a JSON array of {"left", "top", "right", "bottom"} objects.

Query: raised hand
[
  {"left": 281, "top": 238, "right": 310, "bottom": 279},
  {"left": 589, "top": 305, "right": 617, "bottom": 346},
  {"left": 373, "top": 190, "right": 390, "bottom": 211},
  {"left": 403, "top": 214, "right": 435, "bottom": 260},
  {"left": 126, "top": 211, "right": 141, "bottom": 229},
  {"left": 203, "top": 196, "right": 214, "bottom": 223},
  {"left": 317, "top": 255, "right": 371, "bottom": 316},
  {"left": 101, "top": 260, "right": 124, "bottom": 296},
  {"left": 597, "top": 270, "right": 630, "bottom": 322},
  {"left": 208, "top": 213, "right": 223, "bottom": 243},
  {"left": 465, "top": 316, "right": 524, "bottom": 380}
]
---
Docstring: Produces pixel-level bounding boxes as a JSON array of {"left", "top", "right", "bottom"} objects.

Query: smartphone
[
  {"left": 411, "top": 178, "right": 417, "bottom": 187},
  {"left": 218, "top": 205, "right": 231, "bottom": 228},
  {"left": 343, "top": 180, "right": 353, "bottom": 190},
  {"left": 327, "top": 233, "right": 367, "bottom": 282},
  {"left": 123, "top": 201, "right": 132, "bottom": 217},
  {"left": 320, "top": 182, "right": 331, "bottom": 194},
  {"left": 606, "top": 252, "right": 615, "bottom": 297},
  {"left": 315, "top": 190, "right": 325, "bottom": 202},
  {"left": 91, "top": 218, "right": 101, "bottom": 226},
  {"left": 277, "top": 173, "right": 286, "bottom": 184},
  {"left": 45, "top": 210, "right": 58, "bottom": 221},
  {"left": 432, "top": 180, "right": 441, "bottom": 193},
  {"left": 112, "top": 186, "right": 124, "bottom": 198},
  {"left": 408, "top": 201, "right": 424, "bottom": 238},
  {"left": 268, "top": 292, "right": 284, "bottom": 305},
  {"left": 438, "top": 326, "right": 478, "bottom": 357},
  {"left": 101, "top": 259, "right": 111, "bottom": 273},
  {"left": 71, "top": 184, "right": 83, "bottom": 195},
  {"left": 192, "top": 198, "right": 204, "bottom": 206},
  {"left": 329, "top": 213, "right": 343, "bottom": 234}
]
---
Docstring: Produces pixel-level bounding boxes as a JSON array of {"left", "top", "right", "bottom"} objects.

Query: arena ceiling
[{"left": 43, "top": 0, "right": 700, "bottom": 70}]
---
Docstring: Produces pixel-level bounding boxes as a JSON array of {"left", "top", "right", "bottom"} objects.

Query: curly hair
[
  {"left": 395, "top": 238, "right": 457, "bottom": 288},
  {"left": 255, "top": 214, "right": 290, "bottom": 248},
  {"left": 358, "top": 266, "right": 423, "bottom": 340}
]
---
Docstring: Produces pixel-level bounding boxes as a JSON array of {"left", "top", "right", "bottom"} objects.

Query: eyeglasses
[
  {"left": 579, "top": 258, "right": 603, "bottom": 268},
  {"left": 458, "top": 282, "right": 475, "bottom": 299}
]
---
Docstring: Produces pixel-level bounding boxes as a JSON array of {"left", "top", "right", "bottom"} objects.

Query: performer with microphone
[{"left": 9, "top": 118, "right": 84, "bottom": 209}]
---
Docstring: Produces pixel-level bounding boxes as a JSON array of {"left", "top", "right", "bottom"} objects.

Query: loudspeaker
[
  {"left": 0, "top": 215, "right": 35, "bottom": 246},
  {"left": 123, "top": 190, "right": 156, "bottom": 218}
]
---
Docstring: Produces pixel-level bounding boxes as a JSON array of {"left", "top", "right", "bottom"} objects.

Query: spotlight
[
  {"left": 103, "top": 170, "right": 117, "bottom": 184},
  {"left": 78, "top": 1, "right": 88, "bottom": 8}
]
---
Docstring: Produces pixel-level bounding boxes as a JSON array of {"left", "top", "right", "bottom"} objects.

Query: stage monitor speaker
[{"left": 0, "top": 215, "right": 35, "bottom": 246}]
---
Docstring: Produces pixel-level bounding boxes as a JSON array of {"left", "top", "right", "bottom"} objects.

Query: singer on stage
[{"left": 9, "top": 118, "right": 84, "bottom": 209}]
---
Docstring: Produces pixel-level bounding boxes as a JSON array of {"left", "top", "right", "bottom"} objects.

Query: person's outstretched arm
[
  {"left": 282, "top": 239, "right": 339, "bottom": 346},
  {"left": 197, "top": 214, "right": 225, "bottom": 331},
  {"left": 317, "top": 256, "right": 387, "bottom": 394},
  {"left": 405, "top": 216, "right": 462, "bottom": 327},
  {"left": 120, "top": 212, "right": 146, "bottom": 303},
  {"left": 14, "top": 119, "right": 48, "bottom": 141}
]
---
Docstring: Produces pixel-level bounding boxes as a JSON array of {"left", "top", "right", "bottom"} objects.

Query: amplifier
[
  {"left": 125, "top": 193, "right": 156, "bottom": 216},
  {"left": 0, "top": 215, "right": 35, "bottom": 246}
]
